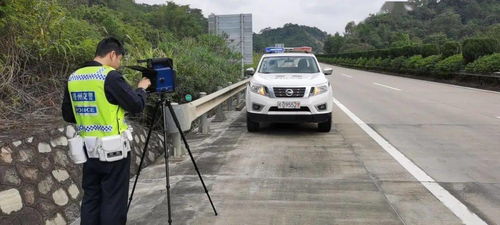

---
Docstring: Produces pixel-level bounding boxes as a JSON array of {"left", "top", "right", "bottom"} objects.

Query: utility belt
[{"left": 68, "top": 130, "right": 133, "bottom": 164}]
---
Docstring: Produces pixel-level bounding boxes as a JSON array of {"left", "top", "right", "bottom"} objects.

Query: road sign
[{"left": 208, "top": 14, "right": 253, "bottom": 65}]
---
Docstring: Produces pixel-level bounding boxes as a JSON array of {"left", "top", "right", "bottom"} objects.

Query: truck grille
[
  {"left": 269, "top": 107, "right": 310, "bottom": 112},
  {"left": 273, "top": 87, "right": 306, "bottom": 98}
]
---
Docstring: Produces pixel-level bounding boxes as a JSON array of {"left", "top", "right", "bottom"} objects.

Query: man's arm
[
  {"left": 61, "top": 86, "right": 76, "bottom": 123},
  {"left": 104, "top": 71, "right": 148, "bottom": 114}
]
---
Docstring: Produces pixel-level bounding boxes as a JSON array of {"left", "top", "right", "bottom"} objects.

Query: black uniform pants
[{"left": 81, "top": 156, "right": 130, "bottom": 225}]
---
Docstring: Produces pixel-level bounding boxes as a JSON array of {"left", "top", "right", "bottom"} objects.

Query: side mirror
[
  {"left": 245, "top": 67, "right": 255, "bottom": 76},
  {"left": 323, "top": 68, "right": 333, "bottom": 75}
]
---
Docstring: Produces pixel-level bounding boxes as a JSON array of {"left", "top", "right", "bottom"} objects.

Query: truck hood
[{"left": 252, "top": 73, "right": 327, "bottom": 86}]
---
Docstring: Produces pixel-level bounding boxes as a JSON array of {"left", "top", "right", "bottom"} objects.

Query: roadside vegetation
[
  {"left": 318, "top": 38, "right": 500, "bottom": 76},
  {"left": 319, "top": 0, "right": 500, "bottom": 80},
  {"left": 0, "top": 0, "right": 242, "bottom": 130}
]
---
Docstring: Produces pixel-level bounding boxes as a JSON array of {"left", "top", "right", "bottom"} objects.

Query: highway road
[
  {"left": 123, "top": 66, "right": 500, "bottom": 225},
  {"left": 127, "top": 111, "right": 465, "bottom": 225},
  {"left": 323, "top": 64, "right": 500, "bottom": 224}
]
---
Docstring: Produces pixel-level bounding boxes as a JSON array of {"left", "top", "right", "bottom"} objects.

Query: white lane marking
[
  {"left": 341, "top": 73, "right": 353, "bottom": 78},
  {"left": 373, "top": 82, "right": 402, "bottom": 91},
  {"left": 333, "top": 97, "right": 487, "bottom": 225},
  {"left": 496, "top": 116, "right": 500, "bottom": 119}
]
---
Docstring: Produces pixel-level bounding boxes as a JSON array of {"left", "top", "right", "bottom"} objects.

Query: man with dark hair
[{"left": 61, "top": 37, "right": 151, "bottom": 225}]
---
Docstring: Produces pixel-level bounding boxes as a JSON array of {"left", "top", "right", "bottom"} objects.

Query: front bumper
[
  {"left": 245, "top": 86, "right": 333, "bottom": 122},
  {"left": 247, "top": 112, "right": 331, "bottom": 123}
]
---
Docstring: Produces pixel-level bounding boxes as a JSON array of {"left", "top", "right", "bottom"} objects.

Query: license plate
[{"left": 277, "top": 101, "right": 301, "bottom": 109}]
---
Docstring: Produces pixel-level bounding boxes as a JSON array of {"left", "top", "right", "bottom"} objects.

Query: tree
[
  {"left": 390, "top": 33, "right": 413, "bottom": 47},
  {"left": 252, "top": 24, "right": 328, "bottom": 53},
  {"left": 324, "top": 33, "right": 345, "bottom": 54},
  {"left": 483, "top": 24, "right": 500, "bottom": 43},
  {"left": 344, "top": 21, "right": 356, "bottom": 36},
  {"left": 423, "top": 33, "right": 449, "bottom": 47},
  {"left": 430, "top": 10, "right": 462, "bottom": 39},
  {"left": 148, "top": 2, "right": 206, "bottom": 38}
]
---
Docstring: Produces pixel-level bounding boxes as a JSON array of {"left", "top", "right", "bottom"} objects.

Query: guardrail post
[
  {"left": 226, "top": 82, "right": 233, "bottom": 111},
  {"left": 214, "top": 86, "right": 226, "bottom": 122},
  {"left": 236, "top": 89, "right": 242, "bottom": 106},
  {"left": 235, "top": 89, "right": 245, "bottom": 110},
  {"left": 199, "top": 92, "right": 209, "bottom": 134},
  {"left": 172, "top": 132, "right": 183, "bottom": 157},
  {"left": 170, "top": 102, "right": 185, "bottom": 157}
]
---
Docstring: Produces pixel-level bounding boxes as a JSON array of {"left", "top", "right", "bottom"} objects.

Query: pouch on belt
[
  {"left": 68, "top": 135, "right": 87, "bottom": 164},
  {"left": 97, "top": 135, "right": 130, "bottom": 162}
]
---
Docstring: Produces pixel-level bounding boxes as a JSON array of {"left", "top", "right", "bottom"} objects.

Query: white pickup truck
[{"left": 245, "top": 48, "right": 334, "bottom": 132}]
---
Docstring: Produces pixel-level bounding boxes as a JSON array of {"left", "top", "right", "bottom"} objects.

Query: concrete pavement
[
  {"left": 127, "top": 109, "right": 464, "bottom": 225},
  {"left": 322, "top": 64, "right": 500, "bottom": 224},
  {"left": 125, "top": 65, "right": 500, "bottom": 224}
]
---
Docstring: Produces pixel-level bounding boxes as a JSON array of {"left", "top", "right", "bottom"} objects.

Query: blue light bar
[{"left": 265, "top": 47, "right": 285, "bottom": 53}]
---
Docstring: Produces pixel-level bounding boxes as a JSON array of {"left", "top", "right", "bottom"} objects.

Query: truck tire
[
  {"left": 247, "top": 116, "right": 259, "bottom": 132},
  {"left": 318, "top": 118, "right": 331, "bottom": 132}
]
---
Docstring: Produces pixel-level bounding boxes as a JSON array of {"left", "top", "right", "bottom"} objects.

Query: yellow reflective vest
[{"left": 67, "top": 66, "right": 128, "bottom": 137}]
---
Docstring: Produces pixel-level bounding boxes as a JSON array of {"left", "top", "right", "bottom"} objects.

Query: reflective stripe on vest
[{"left": 68, "top": 66, "right": 128, "bottom": 137}]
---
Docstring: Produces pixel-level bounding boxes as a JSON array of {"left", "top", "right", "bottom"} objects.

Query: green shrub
[
  {"left": 402, "top": 55, "right": 423, "bottom": 73},
  {"left": 371, "top": 57, "right": 383, "bottom": 69},
  {"left": 435, "top": 54, "right": 464, "bottom": 74},
  {"left": 415, "top": 55, "right": 442, "bottom": 74},
  {"left": 441, "top": 41, "right": 461, "bottom": 57},
  {"left": 356, "top": 57, "right": 368, "bottom": 67},
  {"left": 344, "top": 58, "right": 355, "bottom": 66},
  {"left": 364, "top": 57, "right": 376, "bottom": 69},
  {"left": 419, "top": 44, "right": 439, "bottom": 57},
  {"left": 462, "top": 38, "right": 498, "bottom": 63},
  {"left": 465, "top": 53, "right": 500, "bottom": 74},
  {"left": 390, "top": 56, "right": 407, "bottom": 73},
  {"left": 389, "top": 47, "right": 405, "bottom": 58},
  {"left": 381, "top": 58, "right": 392, "bottom": 70}
]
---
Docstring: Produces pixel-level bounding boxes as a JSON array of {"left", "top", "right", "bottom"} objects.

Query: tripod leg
[
  {"left": 166, "top": 101, "right": 218, "bottom": 216},
  {"left": 127, "top": 101, "right": 161, "bottom": 212},
  {"left": 162, "top": 100, "right": 173, "bottom": 225}
]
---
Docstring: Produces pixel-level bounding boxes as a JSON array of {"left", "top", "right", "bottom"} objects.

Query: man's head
[{"left": 94, "top": 37, "right": 126, "bottom": 69}]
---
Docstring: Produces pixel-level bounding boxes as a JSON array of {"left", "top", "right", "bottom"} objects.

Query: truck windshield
[{"left": 258, "top": 56, "right": 320, "bottom": 74}]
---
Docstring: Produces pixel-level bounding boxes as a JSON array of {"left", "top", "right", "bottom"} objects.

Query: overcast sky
[{"left": 135, "top": 0, "right": 388, "bottom": 34}]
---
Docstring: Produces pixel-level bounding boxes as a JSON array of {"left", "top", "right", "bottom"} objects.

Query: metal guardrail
[
  {"left": 454, "top": 71, "right": 500, "bottom": 78},
  {"left": 164, "top": 78, "right": 250, "bottom": 156},
  {"left": 164, "top": 78, "right": 250, "bottom": 133},
  {"left": 189, "top": 78, "right": 250, "bottom": 122}
]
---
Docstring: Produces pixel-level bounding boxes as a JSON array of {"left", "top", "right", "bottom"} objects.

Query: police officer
[{"left": 61, "top": 37, "right": 151, "bottom": 225}]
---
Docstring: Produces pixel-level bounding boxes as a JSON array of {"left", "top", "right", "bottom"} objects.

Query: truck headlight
[
  {"left": 249, "top": 83, "right": 269, "bottom": 96},
  {"left": 310, "top": 83, "right": 329, "bottom": 96}
]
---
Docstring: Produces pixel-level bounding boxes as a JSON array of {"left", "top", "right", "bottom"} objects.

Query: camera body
[{"left": 128, "top": 58, "right": 176, "bottom": 93}]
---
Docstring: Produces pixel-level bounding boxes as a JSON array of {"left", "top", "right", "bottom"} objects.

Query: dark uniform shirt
[{"left": 62, "top": 61, "right": 147, "bottom": 123}]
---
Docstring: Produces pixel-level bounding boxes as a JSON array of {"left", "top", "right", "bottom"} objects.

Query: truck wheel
[
  {"left": 318, "top": 118, "right": 331, "bottom": 132},
  {"left": 247, "top": 116, "right": 259, "bottom": 132}
]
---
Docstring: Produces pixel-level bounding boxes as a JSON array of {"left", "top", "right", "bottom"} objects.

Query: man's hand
[{"left": 138, "top": 77, "right": 151, "bottom": 90}]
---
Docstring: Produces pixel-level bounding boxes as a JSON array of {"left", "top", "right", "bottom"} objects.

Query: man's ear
[{"left": 109, "top": 51, "right": 116, "bottom": 60}]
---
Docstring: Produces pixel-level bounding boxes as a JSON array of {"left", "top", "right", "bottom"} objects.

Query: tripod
[{"left": 127, "top": 93, "right": 218, "bottom": 224}]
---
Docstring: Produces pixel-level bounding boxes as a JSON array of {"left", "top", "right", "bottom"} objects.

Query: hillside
[
  {"left": 253, "top": 23, "right": 329, "bottom": 53},
  {"left": 0, "top": 0, "right": 241, "bottom": 131},
  {"left": 324, "top": 0, "right": 500, "bottom": 53}
]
